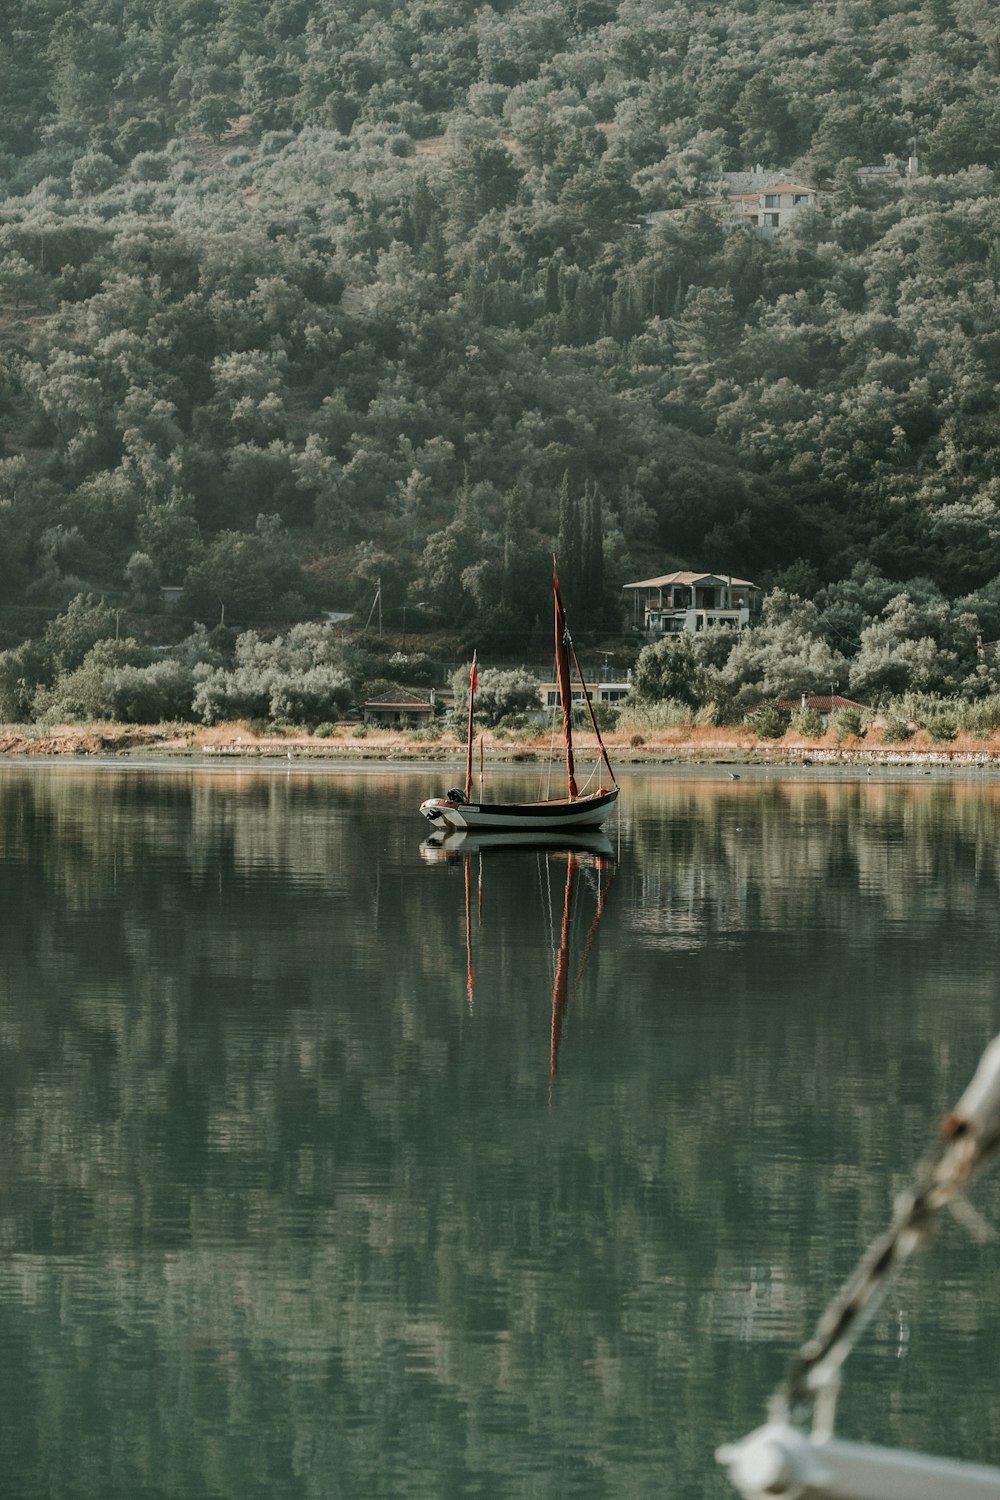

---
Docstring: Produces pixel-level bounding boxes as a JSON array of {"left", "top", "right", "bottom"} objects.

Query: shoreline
[{"left": 4, "top": 722, "right": 1000, "bottom": 773}]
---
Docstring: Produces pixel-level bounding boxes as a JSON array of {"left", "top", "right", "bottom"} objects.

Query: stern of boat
[{"left": 420, "top": 797, "right": 467, "bottom": 830}]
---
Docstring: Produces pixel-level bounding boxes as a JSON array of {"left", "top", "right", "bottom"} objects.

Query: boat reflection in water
[
  {"left": 421, "top": 828, "right": 618, "bottom": 1089},
  {"left": 420, "top": 828, "right": 615, "bottom": 861}
]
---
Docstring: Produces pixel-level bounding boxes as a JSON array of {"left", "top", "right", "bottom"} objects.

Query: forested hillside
[{"left": 2, "top": 0, "right": 1000, "bottom": 719}]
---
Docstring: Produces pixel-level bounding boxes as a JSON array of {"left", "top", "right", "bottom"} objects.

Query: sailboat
[{"left": 419, "top": 564, "right": 620, "bottom": 833}]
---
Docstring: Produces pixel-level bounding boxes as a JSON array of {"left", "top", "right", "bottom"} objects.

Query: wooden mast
[{"left": 552, "top": 562, "right": 578, "bottom": 800}]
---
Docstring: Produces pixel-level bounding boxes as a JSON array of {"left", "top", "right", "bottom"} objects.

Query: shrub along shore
[{"left": 4, "top": 720, "right": 1000, "bottom": 769}]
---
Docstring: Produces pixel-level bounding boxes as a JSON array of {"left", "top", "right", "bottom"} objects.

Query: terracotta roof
[
  {"left": 623, "top": 571, "right": 756, "bottom": 590},
  {"left": 776, "top": 695, "right": 867, "bottom": 713},
  {"left": 363, "top": 689, "right": 433, "bottom": 709}
]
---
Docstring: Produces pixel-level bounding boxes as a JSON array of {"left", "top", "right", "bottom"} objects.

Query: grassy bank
[{"left": 4, "top": 721, "right": 1000, "bottom": 767}]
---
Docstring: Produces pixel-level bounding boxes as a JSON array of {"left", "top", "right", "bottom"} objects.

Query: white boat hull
[{"left": 419, "top": 787, "right": 618, "bottom": 832}]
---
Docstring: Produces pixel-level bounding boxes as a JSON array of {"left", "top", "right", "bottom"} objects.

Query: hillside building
[
  {"left": 622, "top": 571, "right": 758, "bottom": 636},
  {"left": 647, "top": 166, "right": 818, "bottom": 236}
]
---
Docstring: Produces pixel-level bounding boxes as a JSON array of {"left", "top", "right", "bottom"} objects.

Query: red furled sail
[{"left": 552, "top": 564, "right": 578, "bottom": 800}]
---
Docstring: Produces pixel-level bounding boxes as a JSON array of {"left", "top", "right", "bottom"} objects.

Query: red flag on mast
[{"left": 470, "top": 652, "right": 478, "bottom": 693}]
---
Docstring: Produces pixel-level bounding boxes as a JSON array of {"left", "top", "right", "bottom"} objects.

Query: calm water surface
[{"left": 1, "top": 763, "right": 999, "bottom": 1498}]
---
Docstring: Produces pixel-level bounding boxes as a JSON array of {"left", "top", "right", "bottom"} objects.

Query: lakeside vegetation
[
  {"left": 5, "top": 590, "right": 1000, "bottom": 756},
  {"left": 7, "top": 704, "right": 1000, "bottom": 764},
  {"left": 2, "top": 0, "right": 1000, "bottom": 727}
]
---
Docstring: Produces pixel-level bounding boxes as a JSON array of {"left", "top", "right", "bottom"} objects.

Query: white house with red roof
[
  {"left": 647, "top": 166, "right": 819, "bottom": 236},
  {"left": 714, "top": 167, "right": 818, "bottom": 232}
]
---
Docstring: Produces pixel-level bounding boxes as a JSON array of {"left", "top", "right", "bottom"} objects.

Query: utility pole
[{"left": 363, "top": 580, "right": 382, "bottom": 636}]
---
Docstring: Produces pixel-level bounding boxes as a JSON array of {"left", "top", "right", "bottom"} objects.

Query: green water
[{"left": 1, "top": 763, "right": 998, "bottom": 1498}]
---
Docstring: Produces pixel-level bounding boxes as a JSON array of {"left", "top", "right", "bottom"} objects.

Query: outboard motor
[{"left": 446, "top": 787, "right": 468, "bottom": 804}]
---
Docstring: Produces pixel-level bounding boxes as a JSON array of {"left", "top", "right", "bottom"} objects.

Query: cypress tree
[
  {"left": 557, "top": 471, "right": 582, "bottom": 600},
  {"left": 544, "top": 256, "right": 560, "bottom": 313},
  {"left": 500, "top": 490, "right": 525, "bottom": 613},
  {"left": 582, "top": 482, "right": 604, "bottom": 617}
]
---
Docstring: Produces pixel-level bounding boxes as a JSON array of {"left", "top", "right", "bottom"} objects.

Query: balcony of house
[{"left": 645, "top": 605, "right": 750, "bottom": 634}]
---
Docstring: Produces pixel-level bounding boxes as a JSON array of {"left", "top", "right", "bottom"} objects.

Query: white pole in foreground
[{"left": 717, "top": 1421, "right": 1000, "bottom": 1500}]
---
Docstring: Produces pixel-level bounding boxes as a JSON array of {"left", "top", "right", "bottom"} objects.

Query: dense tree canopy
[{"left": 2, "top": 0, "right": 1000, "bottom": 714}]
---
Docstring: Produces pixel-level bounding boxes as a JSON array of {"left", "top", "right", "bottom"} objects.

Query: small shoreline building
[
  {"left": 776, "top": 693, "right": 867, "bottom": 728},
  {"left": 363, "top": 689, "right": 436, "bottom": 727}
]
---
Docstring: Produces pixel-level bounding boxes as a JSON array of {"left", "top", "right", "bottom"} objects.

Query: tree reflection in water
[{"left": 0, "top": 766, "right": 998, "bottom": 1499}]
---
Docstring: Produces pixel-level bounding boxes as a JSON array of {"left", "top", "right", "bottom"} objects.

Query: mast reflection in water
[{"left": 421, "top": 827, "right": 617, "bottom": 1090}]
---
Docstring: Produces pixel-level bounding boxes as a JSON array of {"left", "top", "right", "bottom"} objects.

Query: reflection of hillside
[
  {"left": 621, "top": 776, "right": 1000, "bottom": 946},
  {"left": 1, "top": 768, "right": 999, "bottom": 1497}
]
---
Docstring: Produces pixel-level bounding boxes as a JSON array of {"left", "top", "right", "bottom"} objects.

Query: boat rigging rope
[
  {"left": 777, "top": 1032, "right": 1000, "bottom": 1439},
  {"left": 540, "top": 686, "right": 601, "bottom": 797},
  {"left": 543, "top": 704, "right": 557, "bottom": 801},
  {"left": 575, "top": 760, "right": 601, "bottom": 794},
  {"left": 537, "top": 851, "right": 557, "bottom": 974}
]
